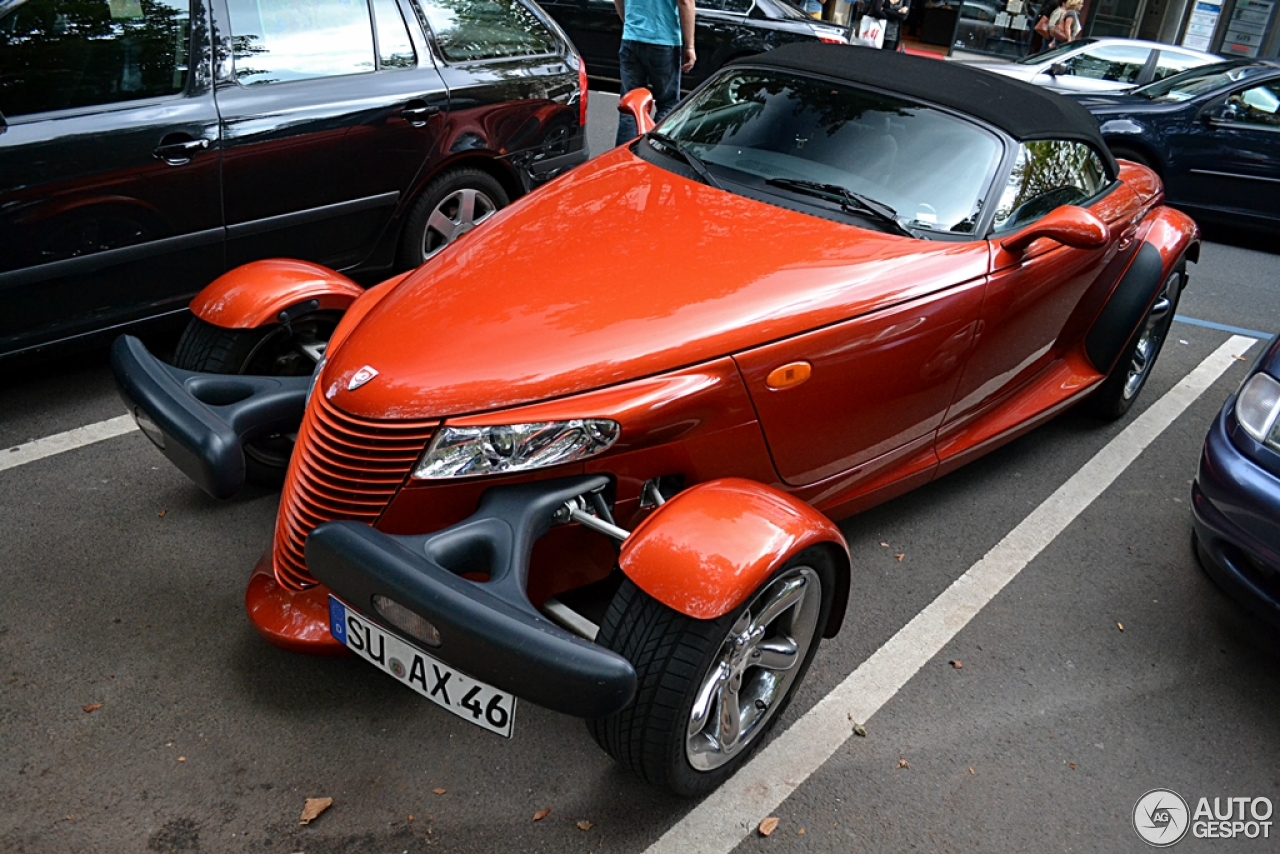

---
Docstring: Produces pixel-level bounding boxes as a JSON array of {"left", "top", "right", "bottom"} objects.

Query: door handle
[
  {"left": 402, "top": 102, "right": 442, "bottom": 126},
  {"left": 154, "top": 136, "right": 211, "bottom": 165}
]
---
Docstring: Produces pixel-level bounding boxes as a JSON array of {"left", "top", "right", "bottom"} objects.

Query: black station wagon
[{"left": 0, "top": 0, "right": 586, "bottom": 360}]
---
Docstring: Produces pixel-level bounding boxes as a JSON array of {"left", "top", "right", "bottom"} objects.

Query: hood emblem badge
[{"left": 348, "top": 366, "right": 379, "bottom": 391}]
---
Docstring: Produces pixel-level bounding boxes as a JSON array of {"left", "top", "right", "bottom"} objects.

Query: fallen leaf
[
  {"left": 576, "top": 820, "right": 594, "bottom": 831},
  {"left": 532, "top": 808, "right": 551, "bottom": 822},
  {"left": 158, "top": 510, "right": 167, "bottom": 518},
  {"left": 758, "top": 817, "right": 779, "bottom": 837},
  {"left": 1069, "top": 763, "right": 1076, "bottom": 770},
  {"left": 299, "top": 797, "right": 333, "bottom": 825},
  {"left": 895, "top": 553, "right": 905, "bottom": 562},
  {"left": 1235, "top": 355, "right": 1248, "bottom": 361},
  {"left": 83, "top": 703, "right": 102, "bottom": 713},
  {"left": 177, "top": 756, "right": 186, "bottom": 762},
  {"left": 432, "top": 788, "right": 446, "bottom": 795},
  {"left": 949, "top": 660, "right": 963, "bottom": 669},
  {"left": 880, "top": 542, "right": 889, "bottom": 547},
  {"left": 968, "top": 767, "right": 975, "bottom": 775},
  {"left": 897, "top": 758, "right": 910, "bottom": 769},
  {"left": 798, "top": 827, "right": 806, "bottom": 835},
  {"left": 1117, "top": 622, "right": 1124, "bottom": 632},
  {"left": 853, "top": 723, "right": 867, "bottom": 737},
  {"left": 407, "top": 815, "right": 414, "bottom": 823}
]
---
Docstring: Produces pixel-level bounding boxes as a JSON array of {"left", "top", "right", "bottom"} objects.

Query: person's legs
[
  {"left": 643, "top": 42, "right": 682, "bottom": 125},
  {"left": 615, "top": 39, "right": 645, "bottom": 146}
]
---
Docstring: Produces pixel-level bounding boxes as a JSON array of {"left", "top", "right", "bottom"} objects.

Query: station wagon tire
[
  {"left": 1087, "top": 261, "right": 1183, "bottom": 420},
  {"left": 398, "top": 168, "right": 509, "bottom": 268},
  {"left": 587, "top": 548, "right": 835, "bottom": 797},
  {"left": 172, "top": 312, "right": 340, "bottom": 485}
]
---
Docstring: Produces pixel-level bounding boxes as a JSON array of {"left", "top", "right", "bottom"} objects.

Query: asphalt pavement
[{"left": 1, "top": 90, "right": 1279, "bottom": 854}]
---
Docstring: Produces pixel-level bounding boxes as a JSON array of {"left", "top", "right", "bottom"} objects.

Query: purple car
[{"left": 1193, "top": 332, "right": 1280, "bottom": 627}]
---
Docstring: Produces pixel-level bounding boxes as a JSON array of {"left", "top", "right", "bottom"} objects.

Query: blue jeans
[{"left": 615, "top": 40, "right": 683, "bottom": 146}]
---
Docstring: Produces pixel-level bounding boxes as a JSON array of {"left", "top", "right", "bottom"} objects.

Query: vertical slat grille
[{"left": 273, "top": 394, "right": 438, "bottom": 590}]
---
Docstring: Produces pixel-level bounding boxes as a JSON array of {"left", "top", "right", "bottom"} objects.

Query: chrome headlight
[
  {"left": 412, "top": 420, "right": 620, "bottom": 479},
  {"left": 1235, "top": 372, "right": 1280, "bottom": 451}
]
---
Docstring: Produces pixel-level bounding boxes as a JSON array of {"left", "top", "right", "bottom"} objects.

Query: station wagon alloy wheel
[
  {"left": 686, "top": 566, "right": 823, "bottom": 771},
  {"left": 401, "top": 168, "right": 510, "bottom": 266}
]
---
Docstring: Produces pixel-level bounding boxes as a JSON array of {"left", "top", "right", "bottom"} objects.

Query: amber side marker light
[{"left": 766, "top": 362, "right": 812, "bottom": 390}]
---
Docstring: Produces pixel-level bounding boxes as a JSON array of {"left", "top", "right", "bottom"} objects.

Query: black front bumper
[
  {"left": 110, "top": 335, "right": 310, "bottom": 499},
  {"left": 306, "top": 475, "right": 638, "bottom": 719}
]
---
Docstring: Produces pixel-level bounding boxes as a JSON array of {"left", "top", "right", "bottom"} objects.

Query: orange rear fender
[
  {"left": 189, "top": 259, "right": 366, "bottom": 329},
  {"left": 618, "top": 478, "right": 851, "bottom": 636}
]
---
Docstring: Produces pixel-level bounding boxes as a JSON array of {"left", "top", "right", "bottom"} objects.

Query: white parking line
[
  {"left": 0, "top": 415, "right": 136, "bottom": 474},
  {"left": 646, "top": 334, "right": 1257, "bottom": 854}
]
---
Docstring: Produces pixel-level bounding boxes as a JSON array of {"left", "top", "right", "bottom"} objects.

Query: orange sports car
[{"left": 112, "top": 44, "right": 1198, "bottom": 796}]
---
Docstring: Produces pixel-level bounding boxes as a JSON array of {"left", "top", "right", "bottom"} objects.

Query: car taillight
[
  {"left": 578, "top": 57, "right": 589, "bottom": 126},
  {"left": 819, "top": 35, "right": 844, "bottom": 44}
]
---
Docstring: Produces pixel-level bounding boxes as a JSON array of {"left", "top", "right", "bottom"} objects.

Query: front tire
[
  {"left": 172, "top": 312, "right": 338, "bottom": 485},
  {"left": 1087, "top": 262, "right": 1183, "bottom": 420},
  {"left": 588, "top": 548, "right": 835, "bottom": 797},
  {"left": 397, "top": 168, "right": 508, "bottom": 268}
]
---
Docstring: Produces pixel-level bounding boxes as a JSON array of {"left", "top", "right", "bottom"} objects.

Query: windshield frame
[
  {"left": 649, "top": 65, "right": 1010, "bottom": 240},
  {"left": 1131, "top": 60, "right": 1273, "bottom": 101}
]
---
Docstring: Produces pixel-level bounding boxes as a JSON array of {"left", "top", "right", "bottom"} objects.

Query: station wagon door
[
  {"left": 214, "top": 0, "right": 447, "bottom": 273},
  {"left": 0, "top": 0, "right": 223, "bottom": 357}
]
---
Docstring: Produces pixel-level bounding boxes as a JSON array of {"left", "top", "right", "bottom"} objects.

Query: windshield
[
  {"left": 1014, "top": 38, "right": 1096, "bottom": 65},
  {"left": 1133, "top": 61, "right": 1270, "bottom": 101},
  {"left": 655, "top": 69, "right": 1003, "bottom": 234}
]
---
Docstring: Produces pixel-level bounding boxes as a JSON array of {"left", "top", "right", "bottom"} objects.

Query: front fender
[
  {"left": 619, "top": 478, "right": 851, "bottom": 637},
  {"left": 189, "top": 259, "right": 365, "bottom": 329}
]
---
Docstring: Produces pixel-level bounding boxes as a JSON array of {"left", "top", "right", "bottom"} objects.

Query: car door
[
  {"left": 1171, "top": 79, "right": 1280, "bottom": 225},
  {"left": 214, "top": 0, "right": 447, "bottom": 273},
  {"left": 940, "top": 139, "right": 1139, "bottom": 456},
  {"left": 0, "top": 0, "right": 222, "bottom": 358}
]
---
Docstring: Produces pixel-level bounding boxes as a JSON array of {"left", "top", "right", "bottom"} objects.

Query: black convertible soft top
[{"left": 730, "top": 44, "right": 1115, "bottom": 167}]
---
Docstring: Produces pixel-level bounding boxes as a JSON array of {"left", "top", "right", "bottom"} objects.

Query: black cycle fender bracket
[
  {"left": 306, "top": 474, "right": 640, "bottom": 719},
  {"left": 1085, "top": 241, "right": 1167, "bottom": 375},
  {"left": 110, "top": 335, "right": 310, "bottom": 499}
]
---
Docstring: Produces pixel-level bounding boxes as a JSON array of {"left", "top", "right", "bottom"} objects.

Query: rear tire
[
  {"left": 1087, "top": 262, "right": 1183, "bottom": 420},
  {"left": 587, "top": 548, "right": 835, "bottom": 797},
  {"left": 1109, "top": 145, "right": 1154, "bottom": 171},
  {"left": 397, "top": 168, "right": 508, "bottom": 268},
  {"left": 172, "top": 313, "right": 338, "bottom": 485}
]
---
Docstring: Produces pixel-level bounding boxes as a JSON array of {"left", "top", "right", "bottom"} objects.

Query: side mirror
[
  {"left": 618, "top": 88, "right": 657, "bottom": 137},
  {"left": 1203, "top": 99, "right": 1242, "bottom": 125},
  {"left": 1048, "top": 62, "right": 1068, "bottom": 77},
  {"left": 1000, "top": 205, "right": 1110, "bottom": 254}
]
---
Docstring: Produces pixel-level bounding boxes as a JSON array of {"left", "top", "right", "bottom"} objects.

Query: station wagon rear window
[{"left": 414, "top": 0, "right": 556, "bottom": 62}]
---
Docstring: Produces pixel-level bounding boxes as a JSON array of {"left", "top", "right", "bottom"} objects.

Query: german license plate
[{"left": 329, "top": 597, "right": 516, "bottom": 737}]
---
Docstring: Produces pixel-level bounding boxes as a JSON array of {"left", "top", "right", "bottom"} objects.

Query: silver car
[{"left": 978, "top": 38, "right": 1220, "bottom": 93}]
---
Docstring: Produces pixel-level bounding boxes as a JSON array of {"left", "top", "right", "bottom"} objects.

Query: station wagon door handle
[
  {"left": 153, "top": 135, "right": 212, "bottom": 165},
  {"left": 402, "top": 102, "right": 442, "bottom": 126}
]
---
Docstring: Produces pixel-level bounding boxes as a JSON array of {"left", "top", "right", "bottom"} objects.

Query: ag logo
[
  {"left": 1134, "top": 789, "right": 1190, "bottom": 847},
  {"left": 348, "top": 365, "right": 379, "bottom": 391}
]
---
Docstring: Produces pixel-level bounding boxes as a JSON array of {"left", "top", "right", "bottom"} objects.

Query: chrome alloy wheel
[
  {"left": 685, "top": 566, "right": 823, "bottom": 771},
  {"left": 421, "top": 188, "right": 499, "bottom": 260},
  {"left": 1122, "top": 270, "right": 1179, "bottom": 401}
]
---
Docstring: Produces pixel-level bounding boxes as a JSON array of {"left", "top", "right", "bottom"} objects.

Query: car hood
[
  {"left": 1069, "top": 91, "right": 1152, "bottom": 111},
  {"left": 979, "top": 62, "right": 1039, "bottom": 81},
  {"left": 320, "top": 148, "right": 990, "bottom": 420}
]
